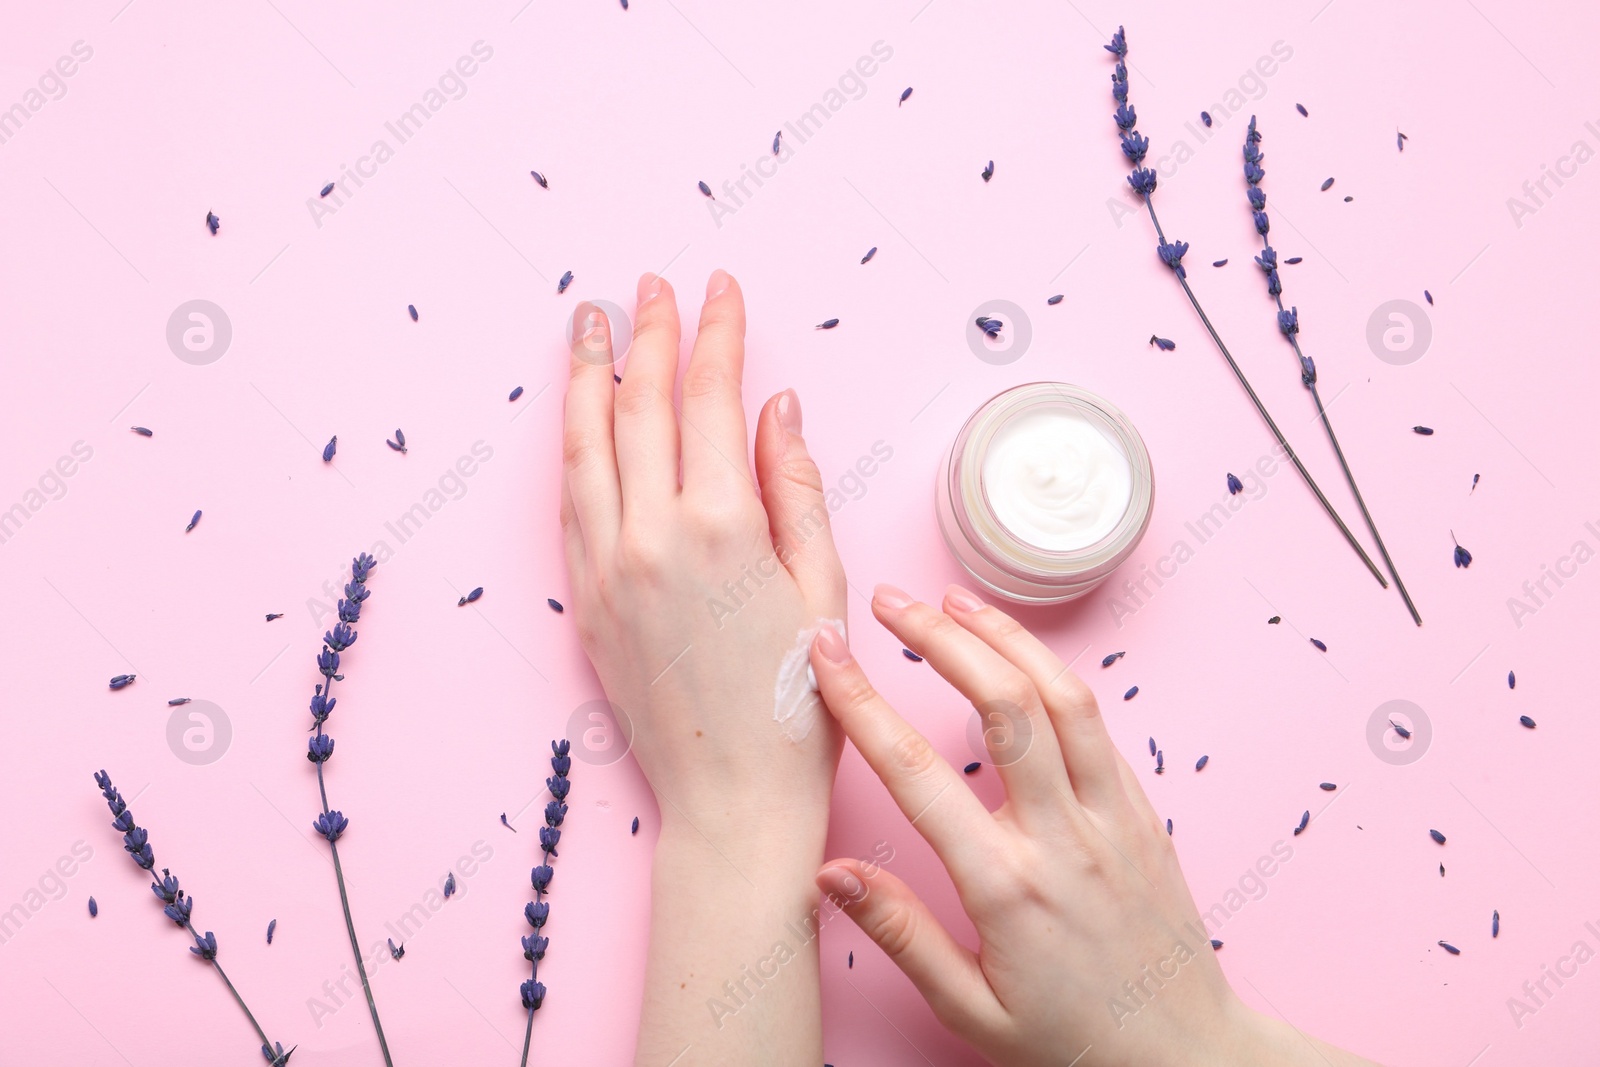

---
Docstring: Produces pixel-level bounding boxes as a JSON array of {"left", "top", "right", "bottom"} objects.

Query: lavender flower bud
[
  {"left": 351, "top": 553, "right": 377, "bottom": 582},
  {"left": 307, "top": 735, "right": 335, "bottom": 763},
  {"left": 344, "top": 581, "right": 371, "bottom": 605},
  {"left": 1299, "top": 355, "right": 1317, "bottom": 386},
  {"left": 539, "top": 826, "right": 561, "bottom": 856},
  {"left": 1120, "top": 132, "right": 1150, "bottom": 164},
  {"left": 531, "top": 865, "right": 554, "bottom": 892},
  {"left": 522, "top": 934, "right": 548, "bottom": 961},
  {"left": 525, "top": 901, "right": 550, "bottom": 928},
  {"left": 1255, "top": 246, "right": 1278, "bottom": 272},
  {"left": 1267, "top": 270, "right": 1282, "bottom": 296},
  {"left": 1157, "top": 240, "right": 1189, "bottom": 279},
  {"left": 151, "top": 869, "right": 181, "bottom": 903},
  {"left": 309, "top": 691, "right": 336, "bottom": 723},
  {"left": 552, "top": 739, "right": 571, "bottom": 757},
  {"left": 323, "top": 622, "right": 357, "bottom": 652},
  {"left": 547, "top": 775, "right": 571, "bottom": 801},
  {"left": 1277, "top": 307, "right": 1299, "bottom": 335},
  {"left": 316, "top": 649, "right": 340, "bottom": 678},
  {"left": 190, "top": 931, "right": 218, "bottom": 960},
  {"left": 337, "top": 598, "right": 361, "bottom": 624},
  {"left": 1247, "top": 186, "right": 1265, "bottom": 210},
  {"left": 1243, "top": 141, "right": 1263, "bottom": 165},
  {"left": 1104, "top": 25, "right": 1127, "bottom": 57},
  {"left": 164, "top": 895, "right": 193, "bottom": 925},
  {"left": 544, "top": 800, "right": 567, "bottom": 828},
  {"left": 1253, "top": 211, "right": 1270, "bottom": 235},
  {"left": 1127, "top": 168, "right": 1157, "bottom": 196},
  {"left": 1114, "top": 103, "right": 1137, "bottom": 131},
  {"left": 520, "top": 979, "right": 546, "bottom": 1011},
  {"left": 550, "top": 752, "right": 572, "bottom": 777},
  {"left": 1244, "top": 161, "right": 1265, "bottom": 185},
  {"left": 314, "top": 810, "right": 349, "bottom": 843},
  {"left": 112, "top": 810, "right": 136, "bottom": 833}
]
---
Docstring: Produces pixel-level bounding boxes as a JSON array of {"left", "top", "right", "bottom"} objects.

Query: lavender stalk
[
  {"left": 91, "top": 771, "right": 295, "bottom": 1066},
  {"left": 306, "top": 552, "right": 393, "bottom": 1067},
  {"left": 519, "top": 739, "right": 571, "bottom": 1067},
  {"left": 1104, "top": 28, "right": 1386, "bottom": 588},
  {"left": 1243, "top": 116, "right": 1421, "bottom": 625}
]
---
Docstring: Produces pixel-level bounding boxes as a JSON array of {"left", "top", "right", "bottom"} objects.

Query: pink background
[{"left": 3, "top": 0, "right": 1598, "bottom": 1063}]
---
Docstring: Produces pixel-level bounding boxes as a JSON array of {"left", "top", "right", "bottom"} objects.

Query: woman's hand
[
  {"left": 561, "top": 270, "right": 846, "bottom": 1064},
  {"left": 808, "top": 584, "right": 1381, "bottom": 1067}
]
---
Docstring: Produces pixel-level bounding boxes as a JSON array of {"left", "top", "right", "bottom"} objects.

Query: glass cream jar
[{"left": 936, "top": 382, "right": 1154, "bottom": 604}]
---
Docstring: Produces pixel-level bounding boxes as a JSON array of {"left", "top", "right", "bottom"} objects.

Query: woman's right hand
[{"left": 808, "top": 583, "right": 1380, "bottom": 1067}]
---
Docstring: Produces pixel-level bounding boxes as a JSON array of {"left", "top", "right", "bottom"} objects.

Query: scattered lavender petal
[
  {"left": 1201, "top": 111, "right": 1212, "bottom": 127},
  {"left": 1320, "top": 782, "right": 1337, "bottom": 791},
  {"left": 698, "top": 181, "right": 713, "bottom": 198},
  {"left": 408, "top": 304, "right": 418, "bottom": 322},
  {"left": 558, "top": 270, "right": 573, "bottom": 294},
  {"left": 1508, "top": 670, "right": 1516, "bottom": 689},
  {"left": 109, "top": 674, "right": 136, "bottom": 690},
  {"left": 1047, "top": 294, "right": 1064, "bottom": 305},
  {"left": 899, "top": 87, "right": 913, "bottom": 106},
  {"left": 1267, "top": 615, "right": 1281, "bottom": 624},
  {"left": 167, "top": 698, "right": 191, "bottom": 706},
  {"left": 1101, "top": 651, "right": 1125, "bottom": 667},
  {"left": 88, "top": 896, "right": 98, "bottom": 917},
  {"left": 443, "top": 872, "right": 456, "bottom": 899},
  {"left": 981, "top": 160, "right": 994, "bottom": 182},
  {"left": 322, "top": 436, "right": 337, "bottom": 462},
  {"left": 1310, "top": 638, "right": 1327, "bottom": 651},
  {"left": 1320, "top": 178, "right": 1334, "bottom": 191},
  {"left": 902, "top": 648, "right": 923, "bottom": 662},
  {"left": 1520, "top": 715, "right": 1537, "bottom": 729},
  {"left": 1226, "top": 472, "right": 1244, "bottom": 495},
  {"left": 185, "top": 510, "right": 202, "bottom": 533},
  {"left": 1493, "top": 910, "right": 1500, "bottom": 937},
  {"left": 267, "top": 919, "right": 277, "bottom": 944},
  {"left": 1439, "top": 941, "right": 1460, "bottom": 955},
  {"left": 206, "top": 211, "right": 220, "bottom": 235},
  {"left": 1390, "top": 720, "right": 1411, "bottom": 739},
  {"left": 631, "top": 816, "right": 640, "bottom": 835},
  {"left": 547, "top": 598, "right": 564, "bottom": 613},
  {"left": 319, "top": 182, "right": 335, "bottom": 198},
  {"left": 1195, "top": 755, "right": 1209, "bottom": 771},
  {"left": 1296, "top": 103, "right": 1308, "bottom": 117},
  {"left": 1124, "top": 686, "right": 1139, "bottom": 700},
  {"left": 1293, "top": 810, "right": 1310, "bottom": 835},
  {"left": 861, "top": 246, "right": 877, "bottom": 264},
  {"left": 530, "top": 170, "right": 549, "bottom": 189},
  {"left": 1284, "top": 256, "right": 1303, "bottom": 265},
  {"left": 1149, "top": 336, "right": 1176, "bottom": 351},
  {"left": 1413, "top": 426, "right": 1434, "bottom": 435},
  {"left": 816, "top": 318, "right": 839, "bottom": 330},
  {"left": 266, "top": 613, "right": 284, "bottom": 621},
  {"left": 1212, "top": 259, "right": 1227, "bottom": 267},
  {"left": 131, "top": 426, "right": 153, "bottom": 436},
  {"left": 963, "top": 761, "right": 981, "bottom": 775},
  {"left": 1425, "top": 290, "right": 1434, "bottom": 305},
  {"left": 1430, "top": 829, "right": 1446, "bottom": 845},
  {"left": 509, "top": 385, "right": 525, "bottom": 402}
]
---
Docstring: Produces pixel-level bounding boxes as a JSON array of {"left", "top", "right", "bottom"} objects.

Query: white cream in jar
[
  {"left": 980, "top": 408, "right": 1134, "bottom": 552},
  {"left": 936, "top": 383, "right": 1154, "bottom": 603}
]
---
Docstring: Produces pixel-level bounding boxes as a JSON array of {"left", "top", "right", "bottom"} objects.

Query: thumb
[
  {"left": 754, "top": 389, "right": 845, "bottom": 610},
  {"left": 817, "top": 860, "right": 995, "bottom": 1037}
]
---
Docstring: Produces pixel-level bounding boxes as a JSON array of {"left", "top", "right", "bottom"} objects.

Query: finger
[
  {"left": 753, "top": 389, "right": 844, "bottom": 609},
  {"left": 810, "top": 625, "right": 994, "bottom": 877},
  {"left": 613, "top": 273, "right": 682, "bottom": 506},
  {"left": 941, "top": 585, "right": 1127, "bottom": 812},
  {"left": 680, "top": 269, "right": 754, "bottom": 498},
  {"left": 817, "top": 861, "right": 998, "bottom": 1041},
  {"left": 562, "top": 301, "right": 620, "bottom": 552},
  {"left": 871, "top": 586, "right": 1070, "bottom": 819}
]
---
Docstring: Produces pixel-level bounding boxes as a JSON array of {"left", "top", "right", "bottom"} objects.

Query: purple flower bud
[
  {"left": 1157, "top": 240, "right": 1189, "bottom": 279},
  {"left": 164, "top": 895, "right": 193, "bottom": 925},
  {"left": 1247, "top": 186, "right": 1265, "bottom": 210},
  {"left": 190, "top": 930, "right": 218, "bottom": 960},
  {"left": 309, "top": 691, "right": 336, "bottom": 723},
  {"left": 1277, "top": 307, "right": 1299, "bottom": 336},
  {"left": 522, "top": 934, "right": 548, "bottom": 961},
  {"left": 307, "top": 735, "right": 335, "bottom": 763},
  {"left": 1104, "top": 25, "right": 1127, "bottom": 57},
  {"left": 1120, "top": 131, "right": 1149, "bottom": 164},
  {"left": 544, "top": 800, "right": 567, "bottom": 828},
  {"left": 525, "top": 901, "right": 550, "bottom": 928},
  {"left": 547, "top": 775, "right": 571, "bottom": 801},
  {"left": 539, "top": 826, "right": 561, "bottom": 856},
  {"left": 1127, "top": 168, "right": 1157, "bottom": 196},
  {"left": 1114, "top": 103, "right": 1137, "bottom": 131},
  {"left": 316, "top": 649, "right": 340, "bottom": 678},
  {"left": 323, "top": 622, "right": 357, "bottom": 652},
  {"left": 521, "top": 979, "right": 546, "bottom": 1010},
  {"left": 152, "top": 869, "right": 181, "bottom": 903},
  {"left": 1253, "top": 210, "right": 1270, "bottom": 235},
  {"left": 531, "top": 865, "right": 554, "bottom": 891},
  {"left": 1244, "top": 161, "right": 1265, "bottom": 185},
  {"left": 1299, "top": 356, "right": 1317, "bottom": 386},
  {"left": 314, "top": 810, "right": 349, "bottom": 843}
]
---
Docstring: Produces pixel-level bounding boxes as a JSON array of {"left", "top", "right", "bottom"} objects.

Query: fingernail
[
  {"left": 776, "top": 389, "right": 802, "bottom": 436},
  {"left": 570, "top": 302, "right": 597, "bottom": 347},
  {"left": 814, "top": 624, "right": 852, "bottom": 664},
  {"left": 816, "top": 865, "right": 865, "bottom": 904},
  {"left": 706, "top": 268, "right": 731, "bottom": 299},
  {"left": 637, "top": 272, "right": 662, "bottom": 307},
  {"left": 874, "top": 584, "right": 914, "bottom": 611},
  {"left": 945, "top": 585, "right": 986, "bottom": 613}
]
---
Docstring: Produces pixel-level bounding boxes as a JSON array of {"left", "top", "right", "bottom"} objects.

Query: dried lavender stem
[
  {"left": 314, "top": 680, "right": 394, "bottom": 1067},
  {"left": 185, "top": 921, "right": 275, "bottom": 1052},
  {"left": 1291, "top": 334, "right": 1420, "bottom": 622},
  {"left": 1141, "top": 196, "right": 1387, "bottom": 587}
]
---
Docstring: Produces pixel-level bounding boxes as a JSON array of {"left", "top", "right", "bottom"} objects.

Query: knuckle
[
  {"left": 864, "top": 901, "right": 919, "bottom": 961},
  {"left": 616, "top": 530, "right": 670, "bottom": 578},
  {"left": 775, "top": 456, "right": 825, "bottom": 495},
  {"left": 612, "top": 385, "right": 656, "bottom": 420},
  {"left": 991, "top": 613, "right": 1028, "bottom": 645},
  {"left": 562, "top": 428, "right": 605, "bottom": 471},
  {"left": 680, "top": 362, "right": 733, "bottom": 403},
  {"left": 885, "top": 728, "right": 941, "bottom": 781}
]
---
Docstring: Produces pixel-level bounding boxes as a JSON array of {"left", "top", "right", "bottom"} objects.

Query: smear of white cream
[{"left": 774, "top": 618, "right": 845, "bottom": 743}]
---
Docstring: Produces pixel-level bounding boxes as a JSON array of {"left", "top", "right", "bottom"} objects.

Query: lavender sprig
[
  {"left": 306, "top": 553, "right": 392, "bottom": 1067},
  {"left": 1104, "top": 28, "right": 1387, "bottom": 589},
  {"left": 1243, "top": 116, "right": 1422, "bottom": 626},
  {"left": 91, "top": 771, "right": 294, "bottom": 1066},
  {"left": 519, "top": 740, "right": 571, "bottom": 1067}
]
